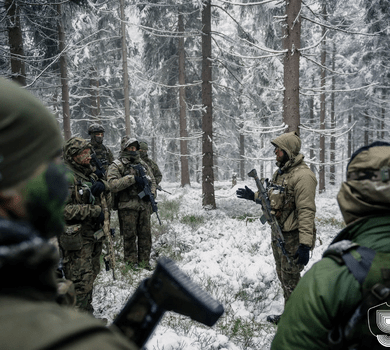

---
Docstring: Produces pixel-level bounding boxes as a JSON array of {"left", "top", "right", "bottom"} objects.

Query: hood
[{"left": 271, "top": 131, "right": 301, "bottom": 160}]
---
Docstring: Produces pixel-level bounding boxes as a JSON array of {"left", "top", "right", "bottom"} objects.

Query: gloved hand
[
  {"left": 294, "top": 244, "right": 311, "bottom": 266},
  {"left": 236, "top": 186, "right": 255, "bottom": 201},
  {"left": 94, "top": 168, "right": 105, "bottom": 179},
  {"left": 91, "top": 181, "right": 105, "bottom": 197},
  {"left": 134, "top": 176, "right": 144, "bottom": 186}
]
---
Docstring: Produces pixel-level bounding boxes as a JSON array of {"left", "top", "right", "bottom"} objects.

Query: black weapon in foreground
[
  {"left": 136, "top": 164, "right": 162, "bottom": 225},
  {"left": 248, "top": 169, "right": 291, "bottom": 265},
  {"left": 113, "top": 257, "right": 224, "bottom": 348}
]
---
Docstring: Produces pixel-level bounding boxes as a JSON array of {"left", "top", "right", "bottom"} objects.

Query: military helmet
[
  {"left": 88, "top": 123, "right": 105, "bottom": 135},
  {"left": 123, "top": 137, "right": 140, "bottom": 151},
  {"left": 63, "top": 137, "right": 92, "bottom": 162},
  {"left": 139, "top": 141, "right": 148, "bottom": 151}
]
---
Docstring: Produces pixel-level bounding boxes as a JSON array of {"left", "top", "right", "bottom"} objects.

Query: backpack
[{"left": 324, "top": 240, "right": 390, "bottom": 350}]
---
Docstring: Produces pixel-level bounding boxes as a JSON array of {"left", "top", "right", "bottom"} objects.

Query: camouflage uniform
[
  {"left": 107, "top": 138, "right": 156, "bottom": 266},
  {"left": 60, "top": 137, "right": 111, "bottom": 313},
  {"left": 139, "top": 141, "right": 163, "bottom": 185},
  {"left": 255, "top": 132, "right": 317, "bottom": 303},
  {"left": 88, "top": 123, "right": 114, "bottom": 174}
]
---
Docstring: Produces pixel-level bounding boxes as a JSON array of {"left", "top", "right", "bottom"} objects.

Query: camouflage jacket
[
  {"left": 107, "top": 156, "right": 156, "bottom": 211},
  {"left": 255, "top": 132, "right": 317, "bottom": 247},
  {"left": 63, "top": 161, "right": 111, "bottom": 239},
  {"left": 140, "top": 153, "right": 162, "bottom": 185}
]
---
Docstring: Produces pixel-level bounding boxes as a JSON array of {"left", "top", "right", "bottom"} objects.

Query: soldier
[
  {"left": 0, "top": 77, "right": 137, "bottom": 350},
  {"left": 139, "top": 141, "right": 163, "bottom": 186},
  {"left": 272, "top": 141, "right": 390, "bottom": 350},
  {"left": 107, "top": 138, "right": 156, "bottom": 269},
  {"left": 60, "top": 137, "right": 111, "bottom": 313},
  {"left": 236, "top": 131, "right": 317, "bottom": 324},
  {"left": 88, "top": 123, "right": 114, "bottom": 177}
]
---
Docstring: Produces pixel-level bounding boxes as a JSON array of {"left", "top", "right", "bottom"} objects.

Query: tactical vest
[
  {"left": 325, "top": 240, "right": 390, "bottom": 350},
  {"left": 269, "top": 164, "right": 307, "bottom": 225},
  {"left": 112, "top": 159, "right": 145, "bottom": 198}
]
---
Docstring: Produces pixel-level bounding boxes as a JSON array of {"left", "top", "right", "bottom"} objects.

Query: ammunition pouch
[
  {"left": 93, "top": 228, "right": 105, "bottom": 241},
  {"left": 60, "top": 224, "right": 83, "bottom": 251}
]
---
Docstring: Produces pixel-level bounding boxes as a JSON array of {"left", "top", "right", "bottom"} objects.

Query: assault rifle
[
  {"left": 157, "top": 185, "right": 172, "bottom": 195},
  {"left": 113, "top": 257, "right": 224, "bottom": 348},
  {"left": 136, "top": 164, "right": 162, "bottom": 225},
  {"left": 248, "top": 169, "right": 291, "bottom": 265},
  {"left": 91, "top": 153, "right": 106, "bottom": 178}
]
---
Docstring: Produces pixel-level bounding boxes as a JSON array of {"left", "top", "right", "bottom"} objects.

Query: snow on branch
[
  {"left": 301, "top": 15, "right": 380, "bottom": 37},
  {"left": 300, "top": 121, "right": 357, "bottom": 138},
  {"left": 215, "top": 0, "right": 282, "bottom": 7},
  {"left": 300, "top": 82, "right": 378, "bottom": 94}
]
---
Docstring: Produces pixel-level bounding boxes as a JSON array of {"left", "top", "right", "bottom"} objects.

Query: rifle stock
[
  {"left": 248, "top": 169, "right": 291, "bottom": 265},
  {"left": 113, "top": 257, "right": 224, "bottom": 348}
]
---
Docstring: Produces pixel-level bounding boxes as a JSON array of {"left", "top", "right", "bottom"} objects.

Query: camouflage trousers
[
  {"left": 62, "top": 238, "right": 102, "bottom": 313},
  {"left": 118, "top": 207, "right": 151, "bottom": 266},
  {"left": 271, "top": 229, "right": 304, "bottom": 305}
]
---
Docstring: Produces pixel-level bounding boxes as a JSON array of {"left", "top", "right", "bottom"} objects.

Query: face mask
[
  {"left": 24, "top": 162, "right": 73, "bottom": 238},
  {"left": 94, "top": 136, "right": 103, "bottom": 144}
]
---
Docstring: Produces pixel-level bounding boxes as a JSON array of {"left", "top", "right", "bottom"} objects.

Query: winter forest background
[{"left": 1, "top": 0, "right": 389, "bottom": 201}]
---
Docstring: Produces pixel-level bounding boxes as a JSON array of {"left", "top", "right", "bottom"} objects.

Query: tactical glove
[
  {"left": 236, "top": 186, "right": 255, "bottom": 201},
  {"left": 91, "top": 181, "right": 105, "bottom": 196},
  {"left": 294, "top": 244, "right": 311, "bottom": 266}
]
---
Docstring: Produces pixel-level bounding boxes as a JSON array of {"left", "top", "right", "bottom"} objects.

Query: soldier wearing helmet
[
  {"left": 61, "top": 136, "right": 111, "bottom": 313},
  {"left": 139, "top": 141, "right": 163, "bottom": 186},
  {"left": 0, "top": 78, "right": 137, "bottom": 350},
  {"left": 107, "top": 137, "right": 156, "bottom": 269},
  {"left": 272, "top": 141, "right": 390, "bottom": 350},
  {"left": 88, "top": 123, "right": 114, "bottom": 177}
]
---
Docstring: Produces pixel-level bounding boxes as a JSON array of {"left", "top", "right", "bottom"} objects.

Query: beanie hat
[{"left": 0, "top": 78, "right": 63, "bottom": 190}]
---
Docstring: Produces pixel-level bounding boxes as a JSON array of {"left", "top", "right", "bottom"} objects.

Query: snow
[{"left": 93, "top": 180, "right": 344, "bottom": 349}]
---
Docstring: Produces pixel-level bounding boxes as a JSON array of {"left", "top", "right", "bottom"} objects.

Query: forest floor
[{"left": 93, "top": 180, "right": 345, "bottom": 350}]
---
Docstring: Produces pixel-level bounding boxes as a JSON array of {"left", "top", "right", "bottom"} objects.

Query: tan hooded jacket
[{"left": 255, "top": 132, "right": 317, "bottom": 247}]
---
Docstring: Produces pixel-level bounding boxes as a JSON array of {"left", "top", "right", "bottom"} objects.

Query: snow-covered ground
[{"left": 93, "top": 180, "right": 345, "bottom": 350}]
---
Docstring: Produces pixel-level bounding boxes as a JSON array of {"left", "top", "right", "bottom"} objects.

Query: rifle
[
  {"left": 113, "top": 257, "right": 224, "bottom": 348},
  {"left": 91, "top": 153, "right": 106, "bottom": 178},
  {"left": 247, "top": 169, "right": 291, "bottom": 265},
  {"left": 136, "top": 164, "right": 162, "bottom": 226},
  {"left": 100, "top": 193, "right": 116, "bottom": 280},
  {"left": 157, "top": 185, "right": 172, "bottom": 195}
]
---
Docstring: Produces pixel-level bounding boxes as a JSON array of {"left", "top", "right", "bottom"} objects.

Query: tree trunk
[
  {"left": 90, "top": 67, "right": 100, "bottom": 120},
  {"left": 6, "top": 0, "right": 26, "bottom": 86},
  {"left": 201, "top": 0, "right": 216, "bottom": 209},
  {"left": 318, "top": 3, "right": 327, "bottom": 194},
  {"left": 348, "top": 114, "right": 352, "bottom": 158},
  {"left": 178, "top": 11, "right": 191, "bottom": 187},
  {"left": 309, "top": 91, "right": 316, "bottom": 174},
  {"left": 119, "top": 0, "right": 131, "bottom": 135},
  {"left": 364, "top": 110, "right": 369, "bottom": 146},
  {"left": 329, "top": 41, "right": 336, "bottom": 186},
  {"left": 381, "top": 88, "right": 386, "bottom": 140},
  {"left": 57, "top": 4, "right": 71, "bottom": 140},
  {"left": 283, "top": 0, "right": 301, "bottom": 134},
  {"left": 239, "top": 129, "right": 245, "bottom": 181}
]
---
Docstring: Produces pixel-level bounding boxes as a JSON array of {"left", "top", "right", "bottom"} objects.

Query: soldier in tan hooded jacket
[{"left": 237, "top": 131, "right": 317, "bottom": 324}]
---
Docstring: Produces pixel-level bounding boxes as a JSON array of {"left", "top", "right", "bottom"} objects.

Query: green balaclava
[{"left": 0, "top": 77, "right": 70, "bottom": 238}]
